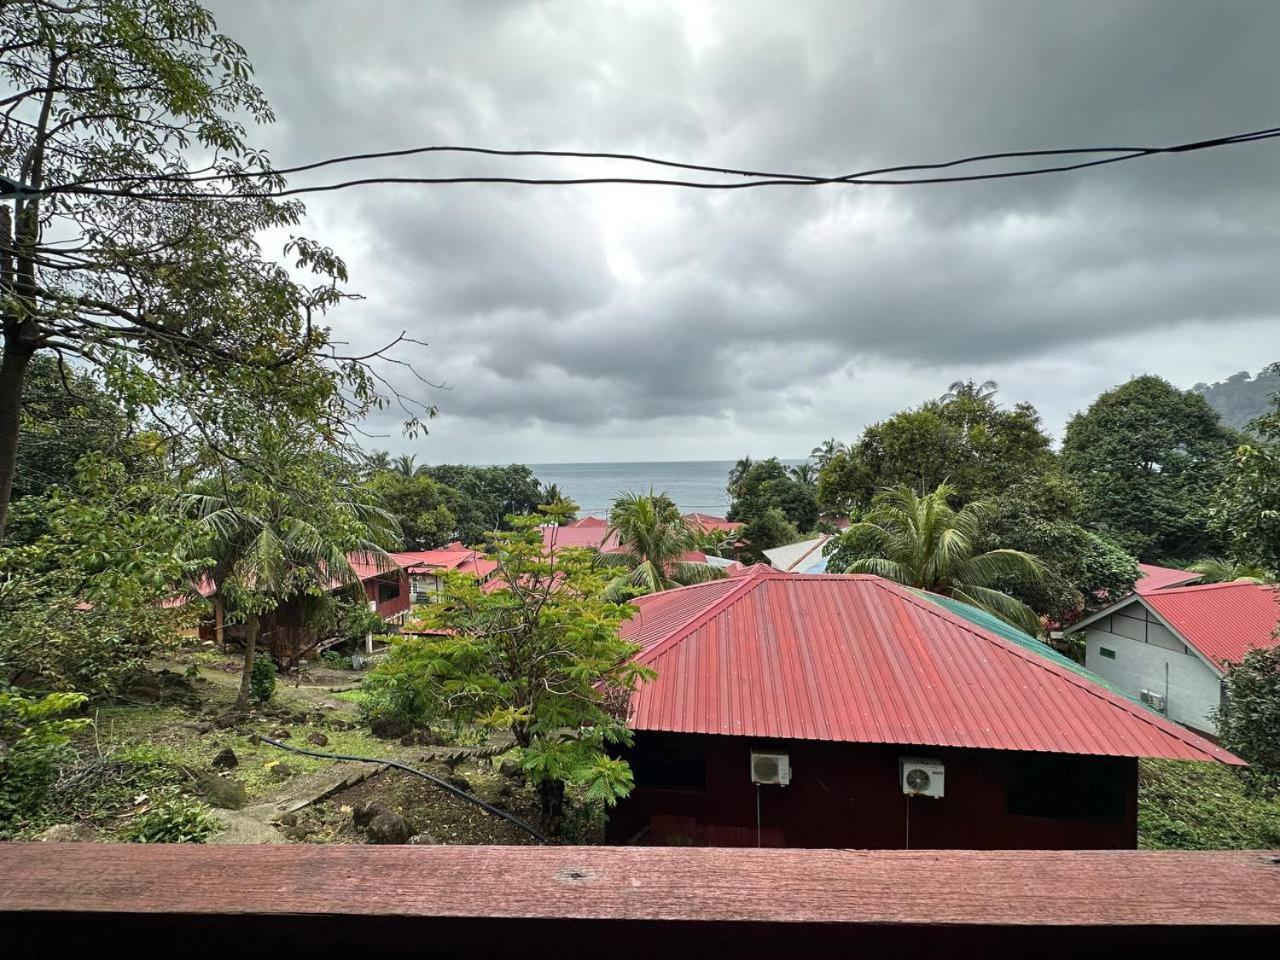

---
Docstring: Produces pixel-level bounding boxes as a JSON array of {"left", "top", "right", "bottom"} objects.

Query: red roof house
[
  {"left": 391, "top": 543, "right": 499, "bottom": 603},
  {"left": 1073, "top": 581, "right": 1280, "bottom": 734},
  {"left": 683, "top": 512, "right": 743, "bottom": 534},
  {"left": 1135, "top": 563, "right": 1202, "bottom": 594},
  {"left": 607, "top": 569, "right": 1238, "bottom": 849}
]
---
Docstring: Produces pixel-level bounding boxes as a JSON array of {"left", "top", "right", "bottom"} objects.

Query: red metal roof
[
  {"left": 1141, "top": 581, "right": 1280, "bottom": 669},
  {"left": 621, "top": 571, "right": 1239, "bottom": 764},
  {"left": 391, "top": 545, "right": 496, "bottom": 578},
  {"left": 1136, "top": 563, "right": 1202, "bottom": 594},
  {"left": 568, "top": 516, "right": 608, "bottom": 528},
  {"left": 540, "top": 524, "right": 621, "bottom": 552},
  {"left": 684, "top": 513, "right": 744, "bottom": 533}
]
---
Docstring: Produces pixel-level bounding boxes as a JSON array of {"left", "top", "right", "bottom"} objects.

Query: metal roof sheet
[
  {"left": 1136, "top": 563, "right": 1202, "bottom": 594},
  {"left": 1140, "top": 581, "right": 1280, "bottom": 669},
  {"left": 621, "top": 571, "right": 1239, "bottom": 764}
]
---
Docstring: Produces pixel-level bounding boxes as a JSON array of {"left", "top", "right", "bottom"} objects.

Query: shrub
[
  {"left": 1215, "top": 645, "right": 1280, "bottom": 780},
  {"left": 249, "top": 656, "right": 276, "bottom": 703},
  {"left": 121, "top": 797, "right": 219, "bottom": 843},
  {"left": 1138, "top": 758, "right": 1280, "bottom": 849},
  {"left": 0, "top": 690, "right": 89, "bottom": 835}
]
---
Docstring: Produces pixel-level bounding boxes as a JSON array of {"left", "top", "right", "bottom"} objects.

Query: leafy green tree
[
  {"left": 1186, "top": 558, "right": 1275, "bottom": 584},
  {"left": 372, "top": 516, "right": 653, "bottom": 833},
  {"left": 810, "top": 438, "right": 846, "bottom": 468},
  {"left": 1209, "top": 399, "right": 1280, "bottom": 572},
  {"left": 391, "top": 454, "right": 419, "bottom": 478},
  {"left": 366, "top": 470, "right": 458, "bottom": 550},
  {"left": 539, "top": 482, "right": 578, "bottom": 523},
  {"left": 0, "top": 689, "right": 89, "bottom": 835},
  {"left": 789, "top": 462, "right": 817, "bottom": 487},
  {"left": 1062, "top": 376, "right": 1237, "bottom": 562},
  {"left": 740, "top": 506, "right": 800, "bottom": 563},
  {"left": 599, "top": 492, "right": 725, "bottom": 600},
  {"left": 981, "top": 473, "right": 1139, "bottom": 624},
  {"left": 835, "top": 483, "right": 1047, "bottom": 633},
  {"left": 183, "top": 430, "right": 400, "bottom": 709},
  {"left": 1215, "top": 642, "right": 1280, "bottom": 780},
  {"left": 418, "top": 464, "right": 541, "bottom": 543},
  {"left": 1193, "top": 363, "right": 1280, "bottom": 434},
  {"left": 727, "top": 456, "right": 755, "bottom": 499},
  {"left": 816, "top": 447, "right": 875, "bottom": 515},
  {"left": 727, "top": 457, "right": 819, "bottom": 531},
  {"left": 0, "top": 0, "right": 427, "bottom": 539}
]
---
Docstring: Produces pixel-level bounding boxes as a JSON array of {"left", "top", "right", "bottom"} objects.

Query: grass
[{"left": 1138, "top": 758, "right": 1280, "bottom": 850}]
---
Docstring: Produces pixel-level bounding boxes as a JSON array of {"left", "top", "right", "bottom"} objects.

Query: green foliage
[
  {"left": 1209, "top": 397, "right": 1280, "bottom": 572},
  {"left": 0, "top": 690, "right": 90, "bottom": 833},
  {"left": 416, "top": 464, "right": 542, "bottom": 544},
  {"left": 740, "top": 507, "right": 800, "bottom": 562},
  {"left": 538, "top": 483, "right": 578, "bottom": 523},
  {"left": 1062, "top": 376, "right": 1237, "bottom": 562},
  {"left": 727, "top": 457, "right": 819, "bottom": 532},
  {"left": 372, "top": 515, "right": 652, "bottom": 833},
  {"left": 1185, "top": 558, "right": 1275, "bottom": 584},
  {"left": 121, "top": 796, "right": 220, "bottom": 844},
  {"left": 1214, "top": 645, "right": 1280, "bottom": 779},
  {"left": 366, "top": 470, "right": 458, "bottom": 549},
  {"left": 1138, "top": 759, "right": 1280, "bottom": 850},
  {"left": 832, "top": 484, "right": 1047, "bottom": 633},
  {"left": 249, "top": 657, "right": 276, "bottom": 704},
  {"left": 597, "top": 491, "right": 726, "bottom": 600},
  {"left": 0, "top": 457, "right": 195, "bottom": 694},
  {"left": 1193, "top": 363, "right": 1280, "bottom": 434}
]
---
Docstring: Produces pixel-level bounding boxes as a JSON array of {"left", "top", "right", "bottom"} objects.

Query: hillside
[{"left": 1193, "top": 364, "right": 1280, "bottom": 432}]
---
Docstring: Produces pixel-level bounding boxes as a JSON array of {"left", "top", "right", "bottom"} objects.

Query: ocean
[{"left": 528, "top": 460, "right": 803, "bottom": 518}]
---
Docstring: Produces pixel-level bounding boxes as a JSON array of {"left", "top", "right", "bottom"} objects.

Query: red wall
[
  {"left": 364, "top": 570, "right": 411, "bottom": 620},
  {"left": 607, "top": 734, "right": 1138, "bottom": 849}
]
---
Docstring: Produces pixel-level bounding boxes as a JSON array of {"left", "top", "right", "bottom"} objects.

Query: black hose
[{"left": 256, "top": 736, "right": 551, "bottom": 844}]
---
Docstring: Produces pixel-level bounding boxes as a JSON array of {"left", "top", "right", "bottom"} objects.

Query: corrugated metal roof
[
  {"left": 621, "top": 571, "right": 1239, "bottom": 764},
  {"left": 1141, "top": 581, "right": 1280, "bottom": 669},
  {"left": 763, "top": 535, "right": 832, "bottom": 573},
  {"left": 1136, "top": 563, "right": 1202, "bottom": 594}
]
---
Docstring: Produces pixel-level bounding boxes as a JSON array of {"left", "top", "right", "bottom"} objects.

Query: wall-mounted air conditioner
[
  {"left": 750, "top": 750, "right": 791, "bottom": 786},
  {"left": 900, "top": 757, "right": 945, "bottom": 798},
  {"left": 1140, "top": 690, "right": 1167, "bottom": 713}
]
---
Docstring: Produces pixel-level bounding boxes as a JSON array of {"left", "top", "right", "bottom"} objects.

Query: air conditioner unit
[
  {"left": 750, "top": 750, "right": 791, "bottom": 786},
  {"left": 900, "top": 757, "right": 945, "bottom": 798},
  {"left": 1140, "top": 690, "right": 1167, "bottom": 713}
]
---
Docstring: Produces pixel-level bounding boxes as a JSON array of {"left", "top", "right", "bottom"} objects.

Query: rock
[
  {"left": 37, "top": 823, "right": 99, "bottom": 842},
  {"left": 289, "top": 712, "right": 308, "bottom": 725},
  {"left": 365, "top": 810, "right": 412, "bottom": 845},
  {"left": 268, "top": 727, "right": 291, "bottom": 740},
  {"left": 197, "top": 774, "right": 247, "bottom": 810},
  {"left": 351, "top": 801, "right": 389, "bottom": 830},
  {"left": 444, "top": 773, "right": 472, "bottom": 793},
  {"left": 370, "top": 716, "right": 411, "bottom": 740},
  {"left": 268, "top": 762, "right": 294, "bottom": 781},
  {"left": 305, "top": 732, "right": 329, "bottom": 747},
  {"left": 276, "top": 811, "right": 299, "bottom": 828},
  {"left": 211, "top": 747, "right": 238, "bottom": 770},
  {"left": 408, "top": 832, "right": 439, "bottom": 845},
  {"left": 499, "top": 759, "right": 524, "bottom": 780}
]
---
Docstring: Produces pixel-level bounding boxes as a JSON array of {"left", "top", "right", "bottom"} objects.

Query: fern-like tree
[
  {"left": 838, "top": 483, "right": 1046, "bottom": 633},
  {"left": 183, "top": 430, "right": 400, "bottom": 709},
  {"left": 599, "top": 491, "right": 726, "bottom": 600},
  {"left": 1186, "top": 558, "right": 1276, "bottom": 584}
]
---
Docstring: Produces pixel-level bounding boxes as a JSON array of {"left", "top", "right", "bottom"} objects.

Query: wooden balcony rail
[{"left": 1, "top": 844, "right": 1277, "bottom": 958}]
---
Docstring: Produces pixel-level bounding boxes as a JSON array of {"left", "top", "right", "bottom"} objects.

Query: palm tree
[
  {"left": 1186, "top": 557, "right": 1276, "bottom": 584},
  {"left": 538, "top": 482, "right": 578, "bottom": 524},
  {"left": 941, "top": 379, "right": 999, "bottom": 404},
  {"left": 810, "top": 438, "right": 847, "bottom": 467},
  {"left": 599, "top": 491, "right": 726, "bottom": 600},
  {"left": 391, "top": 453, "right": 418, "bottom": 478},
  {"left": 362, "top": 450, "right": 393, "bottom": 475},
  {"left": 727, "top": 456, "right": 754, "bottom": 498},
  {"left": 789, "top": 462, "right": 817, "bottom": 488},
  {"left": 184, "top": 471, "right": 400, "bottom": 709},
  {"left": 839, "top": 483, "right": 1046, "bottom": 633}
]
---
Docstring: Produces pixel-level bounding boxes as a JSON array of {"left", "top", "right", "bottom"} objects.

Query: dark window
[
  {"left": 1099, "top": 647, "right": 1116, "bottom": 660},
  {"left": 377, "top": 580, "right": 400, "bottom": 604},
  {"left": 1007, "top": 754, "right": 1127, "bottom": 822},
  {"left": 628, "top": 733, "right": 706, "bottom": 791}
]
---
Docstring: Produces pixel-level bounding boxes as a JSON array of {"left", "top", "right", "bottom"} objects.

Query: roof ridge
[
  {"left": 631, "top": 573, "right": 771, "bottom": 667},
  {"left": 872, "top": 580, "right": 1234, "bottom": 764},
  {"left": 1148, "top": 579, "right": 1273, "bottom": 595}
]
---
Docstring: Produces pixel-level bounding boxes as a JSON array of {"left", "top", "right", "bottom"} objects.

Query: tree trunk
[
  {"left": 235, "top": 613, "right": 260, "bottom": 710},
  {"left": 537, "top": 779, "right": 566, "bottom": 837},
  {"left": 0, "top": 339, "right": 33, "bottom": 541}
]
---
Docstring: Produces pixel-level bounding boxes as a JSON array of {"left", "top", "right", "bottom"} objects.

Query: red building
[{"left": 607, "top": 569, "right": 1239, "bottom": 849}]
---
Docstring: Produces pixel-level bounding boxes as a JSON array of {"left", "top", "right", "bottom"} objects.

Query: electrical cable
[{"left": 256, "top": 735, "right": 551, "bottom": 844}]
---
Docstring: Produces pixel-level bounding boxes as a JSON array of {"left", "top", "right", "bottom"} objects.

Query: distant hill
[{"left": 1193, "top": 363, "right": 1280, "bottom": 432}]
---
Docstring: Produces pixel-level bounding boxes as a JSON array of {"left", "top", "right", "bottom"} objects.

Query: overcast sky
[{"left": 210, "top": 0, "right": 1280, "bottom": 464}]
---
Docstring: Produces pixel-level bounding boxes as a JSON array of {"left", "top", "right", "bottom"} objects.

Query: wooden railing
[{"left": 1, "top": 844, "right": 1277, "bottom": 957}]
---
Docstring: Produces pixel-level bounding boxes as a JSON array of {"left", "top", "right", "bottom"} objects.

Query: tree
[
  {"left": 1193, "top": 363, "right": 1280, "bottom": 434},
  {"left": 789, "top": 462, "right": 817, "bottom": 487},
  {"left": 1209, "top": 399, "right": 1280, "bottom": 572},
  {"left": 941, "top": 379, "right": 999, "bottom": 404},
  {"left": 538, "top": 482, "right": 578, "bottom": 523},
  {"left": 183, "top": 430, "right": 400, "bottom": 709},
  {"left": 390, "top": 454, "right": 419, "bottom": 478},
  {"left": 366, "top": 470, "right": 457, "bottom": 550},
  {"left": 726, "top": 457, "right": 819, "bottom": 532},
  {"left": 810, "top": 438, "right": 846, "bottom": 468},
  {"left": 1215, "top": 641, "right": 1280, "bottom": 780},
  {"left": 0, "top": 1, "right": 427, "bottom": 538},
  {"left": 1186, "top": 558, "right": 1275, "bottom": 584},
  {"left": 599, "top": 491, "right": 725, "bottom": 600},
  {"left": 726, "top": 456, "right": 754, "bottom": 499},
  {"left": 740, "top": 506, "right": 799, "bottom": 563},
  {"left": 834, "top": 483, "right": 1047, "bottom": 633},
  {"left": 417, "top": 464, "right": 541, "bottom": 543},
  {"left": 371, "top": 516, "right": 653, "bottom": 833},
  {"left": 1062, "top": 376, "right": 1237, "bottom": 562}
]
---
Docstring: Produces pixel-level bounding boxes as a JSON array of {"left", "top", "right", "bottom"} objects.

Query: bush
[
  {"left": 1215, "top": 645, "right": 1280, "bottom": 779},
  {"left": 121, "top": 797, "right": 219, "bottom": 843},
  {"left": 1138, "top": 758, "right": 1280, "bottom": 849},
  {"left": 0, "top": 690, "right": 89, "bottom": 835},
  {"left": 250, "top": 656, "right": 276, "bottom": 703}
]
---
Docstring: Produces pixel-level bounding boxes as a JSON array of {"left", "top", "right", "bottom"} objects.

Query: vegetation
[
  {"left": 832, "top": 484, "right": 1046, "bottom": 633},
  {"left": 1193, "top": 363, "right": 1280, "bottom": 433},
  {"left": 727, "top": 456, "right": 818, "bottom": 544},
  {"left": 598, "top": 492, "right": 725, "bottom": 600},
  {"left": 0, "top": 690, "right": 89, "bottom": 835},
  {"left": 368, "top": 516, "right": 652, "bottom": 834},
  {"left": 1215, "top": 645, "right": 1280, "bottom": 781},
  {"left": 1139, "top": 759, "right": 1280, "bottom": 850},
  {"left": 249, "top": 657, "right": 277, "bottom": 704},
  {"left": 1209, "top": 396, "right": 1280, "bottom": 573},
  {"left": 1185, "top": 558, "right": 1275, "bottom": 584},
  {"left": 121, "top": 797, "right": 220, "bottom": 844}
]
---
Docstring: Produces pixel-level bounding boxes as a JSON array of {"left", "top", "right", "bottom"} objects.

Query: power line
[{"left": 39, "top": 123, "right": 1280, "bottom": 200}]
